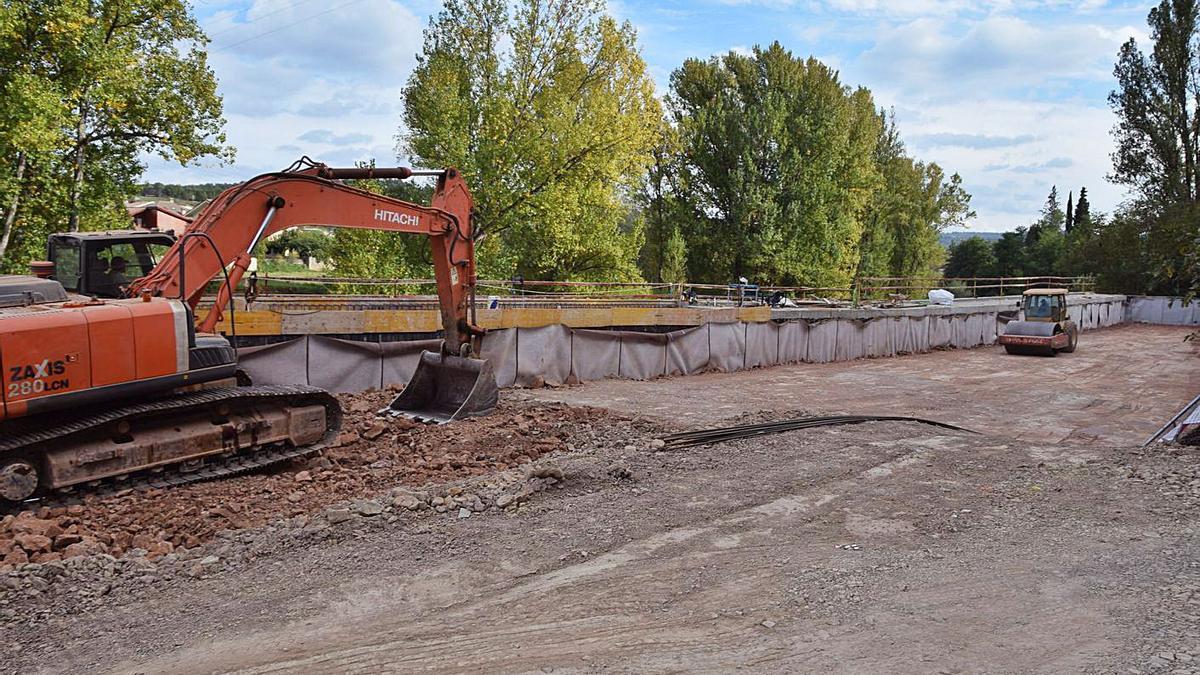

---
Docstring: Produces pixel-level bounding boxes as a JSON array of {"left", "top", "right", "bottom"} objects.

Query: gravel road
[{"left": 0, "top": 324, "right": 1196, "bottom": 674}]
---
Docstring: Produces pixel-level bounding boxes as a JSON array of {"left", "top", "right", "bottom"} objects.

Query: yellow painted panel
[
  {"left": 511, "top": 308, "right": 564, "bottom": 328},
  {"left": 362, "top": 310, "right": 442, "bottom": 333},
  {"left": 280, "top": 311, "right": 369, "bottom": 334},
  {"left": 558, "top": 307, "right": 614, "bottom": 328},
  {"left": 209, "top": 300, "right": 776, "bottom": 336},
  {"left": 476, "top": 308, "right": 505, "bottom": 329},
  {"left": 737, "top": 306, "right": 771, "bottom": 322},
  {"left": 212, "top": 310, "right": 282, "bottom": 336}
]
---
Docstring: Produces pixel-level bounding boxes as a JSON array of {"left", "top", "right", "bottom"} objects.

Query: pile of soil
[{"left": 0, "top": 392, "right": 629, "bottom": 571}]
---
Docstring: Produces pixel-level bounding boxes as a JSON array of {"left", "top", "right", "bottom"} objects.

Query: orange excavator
[{"left": 0, "top": 160, "right": 497, "bottom": 503}]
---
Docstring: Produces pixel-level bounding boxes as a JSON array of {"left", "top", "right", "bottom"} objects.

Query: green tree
[
  {"left": 943, "top": 237, "right": 996, "bottom": 279},
  {"left": 1109, "top": 0, "right": 1199, "bottom": 296},
  {"left": 637, "top": 137, "right": 689, "bottom": 283},
  {"left": 264, "top": 229, "right": 332, "bottom": 266},
  {"left": 855, "top": 110, "right": 905, "bottom": 278},
  {"left": 880, "top": 161, "right": 972, "bottom": 278},
  {"left": 1065, "top": 191, "right": 1074, "bottom": 232},
  {"left": 0, "top": 0, "right": 229, "bottom": 271},
  {"left": 1073, "top": 186, "right": 1092, "bottom": 228},
  {"left": 1110, "top": 0, "right": 1199, "bottom": 205},
  {"left": 401, "top": 0, "right": 661, "bottom": 281},
  {"left": 1084, "top": 212, "right": 1150, "bottom": 293},
  {"left": 993, "top": 230, "right": 1029, "bottom": 277},
  {"left": 1026, "top": 186, "right": 1064, "bottom": 244},
  {"left": 1025, "top": 227, "right": 1065, "bottom": 275},
  {"left": 667, "top": 43, "right": 882, "bottom": 287}
]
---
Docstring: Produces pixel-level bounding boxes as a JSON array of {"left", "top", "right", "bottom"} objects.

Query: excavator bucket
[{"left": 386, "top": 351, "right": 499, "bottom": 423}]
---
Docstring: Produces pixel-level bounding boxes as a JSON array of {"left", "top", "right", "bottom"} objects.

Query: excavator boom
[
  {"left": 130, "top": 164, "right": 482, "bottom": 355},
  {"left": 129, "top": 161, "right": 497, "bottom": 422}
]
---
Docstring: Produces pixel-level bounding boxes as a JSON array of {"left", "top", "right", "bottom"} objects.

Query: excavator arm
[{"left": 129, "top": 164, "right": 482, "bottom": 355}]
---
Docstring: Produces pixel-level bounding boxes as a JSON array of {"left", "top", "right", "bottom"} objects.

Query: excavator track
[{"left": 0, "top": 385, "right": 342, "bottom": 509}]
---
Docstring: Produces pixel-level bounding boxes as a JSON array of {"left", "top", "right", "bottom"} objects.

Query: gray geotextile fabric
[
  {"left": 237, "top": 337, "right": 308, "bottom": 388},
  {"left": 666, "top": 325, "right": 711, "bottom": 375},
  {"left": 777, "top": 320, "right": 809, "bottom": 364},
  {"left": 381, "top": 339, "right": 442, "bottom": 389},
  {"left": 479, "top": 328, "right": 517, "bottom": 388},
  {"left": 806, "top": 320, "right": 838, "bottom": 363},
  {"left": 618, "top": 331, "right": 668, "bottom": 380},
  {"left": 236, "top": 296, "right": 1145, "bottom": 393},
  {"left": 515, "top": 325, "right": 572, "bottom": 386},
  {"left": 707, "top": 322, "right": 746, "bottom": 372},
  {"left": 1127, "top": 297, "right": 1200, "bottom": 325},
  {"left": 573, "top": 329, "right": 621, "bottom": 381},
  {"left": 928, "top": 315, "right": 953, "bottom": 349},
  {"left": 309, "top": 336, "right": 381, "bottom": 393},
  {"left": 835, "top": 320, "right": 866, "bottom": 362},
  {"left": 744, "top": 322, "right": 780, "bottom": 369}
]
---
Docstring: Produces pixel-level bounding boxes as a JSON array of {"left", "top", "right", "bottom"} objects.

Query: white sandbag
[{"left": 928, "top": 289, "right": 955, "bottom": 306}]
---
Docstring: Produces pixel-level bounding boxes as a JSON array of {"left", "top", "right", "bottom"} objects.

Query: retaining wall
[
  {"left": 1126, "top": 296, "right": 1200, "bottom": 326},
  {"left": 238, "top": 293, "right": 1136, "bottom": 393}
]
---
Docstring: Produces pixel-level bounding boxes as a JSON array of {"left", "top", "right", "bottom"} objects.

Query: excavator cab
[{"left": 47, "top": 231, "right": 175, "bottom": 299}]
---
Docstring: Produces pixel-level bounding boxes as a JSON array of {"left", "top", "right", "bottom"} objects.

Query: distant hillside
[
  {"left": 138, "top": 182, "right": 235, "bottom": 202},
  {"left": 939, "top": 231, "right": 1006, "bottom": 247}
]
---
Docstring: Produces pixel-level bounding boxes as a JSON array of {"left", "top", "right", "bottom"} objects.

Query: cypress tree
[
  {"left": 1074, "top": 187, "right": 1091, "bottom": 228},
  {"left": 1066, "top": 191, "right": 1074, "bottom": 232}
]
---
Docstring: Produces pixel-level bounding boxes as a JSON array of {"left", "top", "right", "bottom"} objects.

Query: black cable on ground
[{"left": 658, "top": 414, "right": 978, "bottom": 449}]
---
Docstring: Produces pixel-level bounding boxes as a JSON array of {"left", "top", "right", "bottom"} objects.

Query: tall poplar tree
[
  {"left": 666, "top": 43, "right": 882, "bottom": 287},
  {"left": 401, "top": 0, "right": 662, "bottom": 281}
]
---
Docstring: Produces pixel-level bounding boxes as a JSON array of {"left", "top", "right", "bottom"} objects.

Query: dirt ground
[
  {"left": 0, "top": 395, "right": 623, "bottom": 569},
  {"left": 532, "top": 324, "right": 1199, "bottom": 446},
  {"left": 0, "top": 324, "right": 1197, "bottom": 674}
]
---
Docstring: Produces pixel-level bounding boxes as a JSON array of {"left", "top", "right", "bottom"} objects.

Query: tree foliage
[
  {"left": 1109, "top": 0, "right": 1199, "bottom": 296},
  {"left": 648, "top": 48, "right": 971, "bottom": 288},
  {"left": 401, "top": 0, "right": 661, "bottom": 281},
  {"left": 1073, "top": 187, "right": 1091, "bottom": 229},
  {"left": 138, "top": 182, "right": 234, "bottom": 202},
  {"left": 943, "top": 237, "right": 996, "bottom": 279},
  {"left": 662, "top": 43, "right": 882, "bottom": 288},
  {"left": 636, "top": 135, "right": 689, "bottom": 284},
  {"left": 0, "top": 0, "right": 229, "bottom": 272}
]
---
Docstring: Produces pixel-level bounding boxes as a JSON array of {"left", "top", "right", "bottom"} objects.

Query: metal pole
[{"left": 246, "top": 196, "right": 285, "bottom": 254}]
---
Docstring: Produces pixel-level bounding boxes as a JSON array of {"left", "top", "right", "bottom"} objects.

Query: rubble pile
[{"left": 0, "top": 391, "right": 637, "bottom": 572}]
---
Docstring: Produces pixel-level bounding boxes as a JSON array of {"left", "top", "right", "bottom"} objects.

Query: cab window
[
  {"left": 52, "top": 240, "right": 81, "bottom": 291},
  {"left": 1024, "top": 295, "right": 1060, "bottom": 318},
  {"left": 88, "top": 241, "right": 170, "bottom": 298}
]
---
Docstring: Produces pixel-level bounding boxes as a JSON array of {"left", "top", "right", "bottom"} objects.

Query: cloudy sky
[{"left": 151, "top": 0, "right": 1156, "bottom": 231}]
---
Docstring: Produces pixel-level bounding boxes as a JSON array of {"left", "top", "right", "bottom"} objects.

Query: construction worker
[{"left": 107, "top": 257, "right": 129, "bottom": 287}]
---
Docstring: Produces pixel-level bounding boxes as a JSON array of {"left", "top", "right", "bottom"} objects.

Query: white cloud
[
  {"left": 894, "top": 97, "right": 1122, "bottom": 228},
  {"left": 856, "top": 15, "right": 1124, "bottom": 96},
  {"left": 145, "top": 0, "right": 423, "bottom": 182}
]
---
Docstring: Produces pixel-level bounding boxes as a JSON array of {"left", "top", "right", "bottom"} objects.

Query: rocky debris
[
  {"left": 361, "top": 421, "right": 388, "bottom": 441},
  {"left": 392, "top": 494, "right": 423, "bottom": 511},
  {"left": 606, "top": 463, "right": 633, "bottom": 480},
  {"left": 325, "top": 509, "right": 352, "bottom": 525},
  {"left": 0, "top": 394, "right": 656, "bottom": 594},
  {"left": 528, "top": 464, "right": 565, "bottom": 481},
  {"left": 353, "top": 500, "right": 384, "bottom": 517}
]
